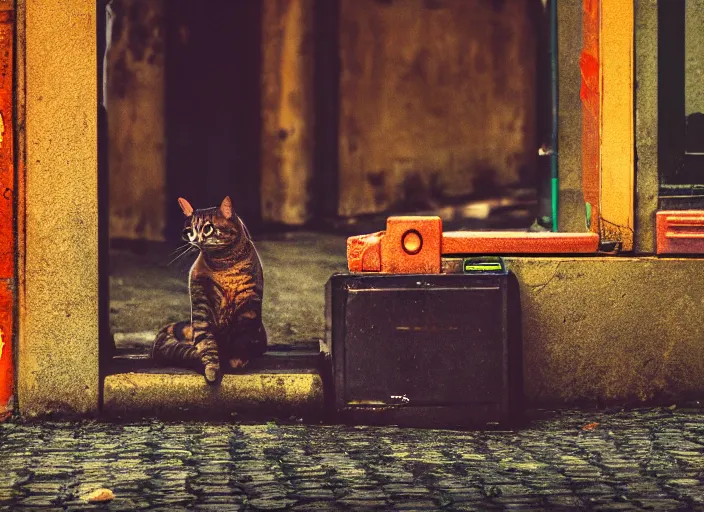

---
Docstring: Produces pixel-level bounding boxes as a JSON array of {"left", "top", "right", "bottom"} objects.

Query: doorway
[{"left": 165, "top": 0, "right": 263, "bottom": 240}]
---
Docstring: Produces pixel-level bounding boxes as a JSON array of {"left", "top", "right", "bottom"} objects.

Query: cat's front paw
[
  {"left": 204, "top": 362, "right": 221, "bottom": 384},
  {"left": 229, "top": 357, "right": 249, "bottom": 370}
]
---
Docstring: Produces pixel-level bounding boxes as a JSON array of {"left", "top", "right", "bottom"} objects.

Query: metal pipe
[{"left": 549, "top": 0, "right": 558, "bottom": 232}]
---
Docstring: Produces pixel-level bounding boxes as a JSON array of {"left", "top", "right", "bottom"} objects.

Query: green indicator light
[
  {"left": 462, "top": 257, "right": 505, "bottom": 273},
  {"left": 465, "top": 265, "right": 502, "bottom": 272},
  {"left": 463, "top": 262, "right": 503, "bottom": 273}
]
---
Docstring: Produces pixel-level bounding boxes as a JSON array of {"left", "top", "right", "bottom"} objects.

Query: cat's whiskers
[
  {"left": 167, "top": 245, "right": 198, "bottom": 267},
  {"left": 168, "top": 242, "right": 191, "bottom": 257}
]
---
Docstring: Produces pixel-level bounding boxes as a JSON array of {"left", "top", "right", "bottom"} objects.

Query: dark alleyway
[{"left": 0, "top": 407, "right": 703, "bottom": 510}]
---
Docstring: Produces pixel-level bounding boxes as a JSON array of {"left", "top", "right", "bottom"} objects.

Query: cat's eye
[
  {"left": 202, "top": 223, "right": 214, "bottom": 237},
  {"left": 182, "top": 227, "right": 196, "bottom": 242}
]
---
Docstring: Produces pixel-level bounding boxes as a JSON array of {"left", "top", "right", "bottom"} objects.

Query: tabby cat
[{"left": 152, "top": 196, "right": 267, "bottom": 383}]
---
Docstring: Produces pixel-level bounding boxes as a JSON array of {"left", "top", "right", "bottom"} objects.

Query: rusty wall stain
[{"left": 338, "top": 0, "right": 537, "bottom": 217}]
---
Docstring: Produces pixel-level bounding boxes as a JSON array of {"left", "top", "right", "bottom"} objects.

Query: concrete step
[{"left": 102, "top": 348, "right": 326, "bottom": 421}]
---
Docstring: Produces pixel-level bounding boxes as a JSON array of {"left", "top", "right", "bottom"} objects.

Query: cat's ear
[
  {"left": 219, "top": 196, "right": 233, "bottom": 219},
  {"left": 178, "top": 197, "right": 194, "bottom": 217}
]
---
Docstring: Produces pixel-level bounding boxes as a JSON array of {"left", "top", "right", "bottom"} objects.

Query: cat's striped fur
[{"left": 152, "top": 196, "right": 267, "bottom": 383}]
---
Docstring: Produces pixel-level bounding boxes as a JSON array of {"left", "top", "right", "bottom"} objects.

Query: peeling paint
[
  {"left": 581, "top": 0, "right": 600, "bottom": 237},
  {"left": 0, "top": 2, "right": 12, "bottom": 419}
]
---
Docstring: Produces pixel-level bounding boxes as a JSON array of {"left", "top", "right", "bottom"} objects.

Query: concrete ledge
[
  {"left": 506, "top": 256, "right": 704, "bottom": 406},
  {"left": 103, "top": 370, "right": 324, "bottom": 420}
]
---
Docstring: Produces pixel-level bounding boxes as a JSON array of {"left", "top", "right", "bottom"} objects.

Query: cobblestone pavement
[{"left": 0, "top": 407, "right": 703, "bottom": 511}]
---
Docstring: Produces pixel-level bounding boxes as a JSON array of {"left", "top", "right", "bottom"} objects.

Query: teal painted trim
[
  {"left": 551, "top": 176, "right": 558, "bottom": 232},
  {"left": 585, "top": 202, "right": 592, "bottom": 230}
]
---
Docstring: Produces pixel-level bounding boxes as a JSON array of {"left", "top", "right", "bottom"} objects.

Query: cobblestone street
[{"left": 0, "top": 407, "right": 703, "bottom": 510}]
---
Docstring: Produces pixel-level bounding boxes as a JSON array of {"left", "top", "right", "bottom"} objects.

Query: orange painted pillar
[
  {"left": 0, "top": 4, "right": 13, "bottom": 420},
  {"left": 580, "top": 0, "right": 635, "bottom": 251},
  {"left": 580, "top": 0, "right": 600, "bottom": 236}
]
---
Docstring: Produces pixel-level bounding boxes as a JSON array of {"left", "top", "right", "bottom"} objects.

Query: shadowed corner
[{"left": 507, "top": 269, "right": 526, "bottom": 429}]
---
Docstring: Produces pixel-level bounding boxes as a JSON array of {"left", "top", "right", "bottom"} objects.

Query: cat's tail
[{"left": 151, "top": 321, "right": 202, "bottom": 370}]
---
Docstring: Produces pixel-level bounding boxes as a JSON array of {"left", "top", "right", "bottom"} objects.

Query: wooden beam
[
  {"left": 261, "top": 0, "right": 315, "bottom": 225},
  {"left": 106, "top": 0, "right": 166, "bottom": 241},
  {"left": 557, "top": 0, "right": 588, "bottom": 233}
]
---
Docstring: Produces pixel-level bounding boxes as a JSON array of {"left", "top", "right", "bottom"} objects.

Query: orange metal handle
[{"left": 348, "top": 217, "right": 600, "bottom": 273}]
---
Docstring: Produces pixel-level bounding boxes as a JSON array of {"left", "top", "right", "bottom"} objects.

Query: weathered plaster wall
[
  {"left": 20, "top": 0, "right": 99, "bottom": 415},
  {"left": 107, "top": 0, "right": 166, "bottom": 241},
  {"left": 685, "top": 0, "right": 704, "bottom": 115},
  {"left": 337, "top": 0, "right": 537, "bottom": 217},
  {"left": 557, "top": 0, "right": 586, "bottom": 233},
  {"left": 507, "top": 256, "right": 704, "bottom": 405},
  {"left": 635, "top": 0, "right": 658, "bottom": 254},
  {"left": 110, "top": 0, "right": 543, "bottom": 231}
]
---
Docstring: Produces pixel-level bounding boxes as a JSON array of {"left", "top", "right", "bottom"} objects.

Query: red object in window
[{"left": 656, "top": 211, "right": 704, "bottom": 255}]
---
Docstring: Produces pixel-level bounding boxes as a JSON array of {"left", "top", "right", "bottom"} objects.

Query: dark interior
[
  {"left": 658, "top": 0, "right": 704, "bottom": 209},
  {"left": 165, "top": 0, "right": 263, "bottom": 240}
]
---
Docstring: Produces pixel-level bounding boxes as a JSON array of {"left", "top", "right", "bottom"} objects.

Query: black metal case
[{"left": 323, "top": 272, "right": 522, "bottom": 429}]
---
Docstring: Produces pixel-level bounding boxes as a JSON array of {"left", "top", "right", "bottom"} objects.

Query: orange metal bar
[
  {"left": 347, "top": 217, "right": 600, "bottom": 273},
  {"left": 347, "top": 231, "right": 383, "bottom": 273},
  {"left": 0, "top": 7, "right": 13, "bottom": 420},
  {"left": 442, "top": 231, "right": 600, "bottom": 255}
]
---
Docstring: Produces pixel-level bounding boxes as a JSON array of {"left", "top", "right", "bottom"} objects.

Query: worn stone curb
[{"left": 103, "top": 370, "right": 324, "bottom": 420}]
